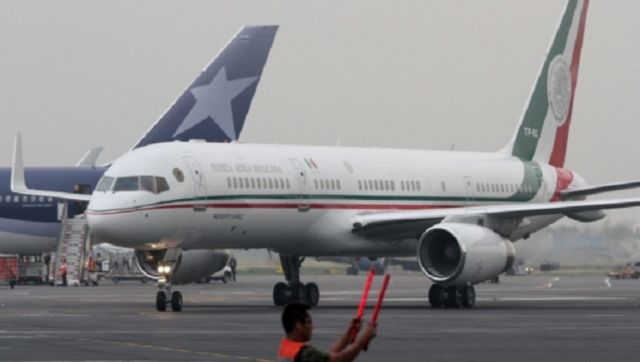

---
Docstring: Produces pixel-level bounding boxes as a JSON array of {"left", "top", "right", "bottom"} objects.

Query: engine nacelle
[
  {"left": 417, "top": 223, "right": 515, "bottom": 285},
  {"left": 135, "top": 249, "right": 230, "bottom": 285}
]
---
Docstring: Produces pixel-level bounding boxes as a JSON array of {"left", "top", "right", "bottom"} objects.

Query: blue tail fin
[{"left": 132, "top": 25, "right": 278, "bottom": 149}]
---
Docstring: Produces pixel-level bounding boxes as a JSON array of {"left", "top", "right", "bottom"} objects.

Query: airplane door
[
  {"left": 289, "top": 159, "right": 310, "bottom": 212},
  {"left": 463, "top": 176, "right": 474, "bottom": 204},
  {"left": 183, "top": 156, "right": 207, "bottom": 211}
]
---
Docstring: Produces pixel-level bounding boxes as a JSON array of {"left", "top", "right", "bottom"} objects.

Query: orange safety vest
[
  {"left": 60, "top": 263, "right": 68, "bottom": 274},
  {"left": 277, "top": 337, "right": 306, "bottom": 361}
]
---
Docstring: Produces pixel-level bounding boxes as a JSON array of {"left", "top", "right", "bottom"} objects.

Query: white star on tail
[{"left": 172, "top": 67, "right": 258, "bottom": 140}]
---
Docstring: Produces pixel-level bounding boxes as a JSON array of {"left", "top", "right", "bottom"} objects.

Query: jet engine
[
  {"left": 417, "top": 223, "right": 515, "bottom": 285},
  {"left": 135, "top": 248, "right": 230, "bottom": 285}
]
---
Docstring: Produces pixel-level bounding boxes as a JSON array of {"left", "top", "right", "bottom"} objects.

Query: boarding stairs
[{"left": 49, "top": 204, "right": 91, "bottom": 286}]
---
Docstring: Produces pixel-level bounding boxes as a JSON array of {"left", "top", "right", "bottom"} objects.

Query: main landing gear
[
  {"left": 428, "top": 284, "right": 475, "bottom": 308},
  {"left": 272, "top": 254, "right": 320, "bottom": 307}
]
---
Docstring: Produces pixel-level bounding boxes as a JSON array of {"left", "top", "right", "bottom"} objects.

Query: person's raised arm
[{"left": 329, "top": 322, "right": 376, "bottom": 362}]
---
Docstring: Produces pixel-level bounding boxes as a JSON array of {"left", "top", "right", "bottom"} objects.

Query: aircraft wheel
[
  {"left": 273, "top": 282, "right": 288, "bottom": 306},
  {"left": 445, "top": 286, "right": 463, "bottom": 308},
  {"left": 304, "top": 282, "right": 320, "bottom": 306},
  {"left": 156, "top": 291, "right": 167, "bottom": 312},
  {"left": 428, "top": 284, "right": 445, "bottom": 308},
  {"left": 171, "top": 291, "right": 183, "bottom": 312},
  {"left": 461, "top": 285, "right": 476, "bottom": 308},
  {"left": 289, "top": 282, "right": 305, "bottom": 303}
]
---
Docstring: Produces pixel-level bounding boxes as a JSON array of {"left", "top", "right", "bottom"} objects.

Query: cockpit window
[
  {"left": 111, "top": 176, "right": 170, "bottom": 194},
  {"left": 140, "top": 176, "right": 156, "bottom": 193},
  {"left": 95, "top": 176, "right": 115, "bottom": 192},
  {"left": 113, "top": 177, "right": 140, "bottom": 192},
  {"left": 156, "top": 177, "right": 170, "bottom": 193}
]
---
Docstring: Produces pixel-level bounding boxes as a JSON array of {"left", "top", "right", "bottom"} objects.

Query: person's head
[{"left": 282, "top": 303, "right": 313, "bottom": 341}]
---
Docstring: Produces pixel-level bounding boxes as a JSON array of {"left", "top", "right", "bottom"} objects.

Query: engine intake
[
  {"left": 418, "top": 223, "right": 515, "bottom": 285},
  {"left": 135, "top": 248, "right": 230, "bottom": 285}
]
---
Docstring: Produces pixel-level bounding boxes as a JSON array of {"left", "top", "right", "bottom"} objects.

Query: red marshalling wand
[
  {"left": 349, "top": 268, "right": 375, "bottom": 343},
  {"left": 364, "top": 273, "right": 390, "bottom": 351},
  {"left": 371, "top": 273, "right": 391, "bottom": 324}
]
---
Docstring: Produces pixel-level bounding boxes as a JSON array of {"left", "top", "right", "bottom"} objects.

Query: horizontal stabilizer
[
  {"left": 11, "top": 133, "right": 91, "bottom": 202},
  {"left": 560, "top": 180, "right": 640, "bottom": 199}
]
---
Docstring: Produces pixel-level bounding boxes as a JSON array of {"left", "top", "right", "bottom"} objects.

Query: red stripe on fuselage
[{"left": 549, "top": 0, "right": 589, "bottom": 167}]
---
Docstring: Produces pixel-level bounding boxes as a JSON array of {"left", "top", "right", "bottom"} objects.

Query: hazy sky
[{"left": 0, "top": 1, "right": 638, "bottom": 199}]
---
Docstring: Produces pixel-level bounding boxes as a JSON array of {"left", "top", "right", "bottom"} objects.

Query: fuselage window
[
  {"left": 268, "top": 178, "right": 273, "bottom": 189},
  {"left": 257, "top": 178, "right": 262, "bottom": 189},
  {"left": 383, "top": 180, "right": 388, "bottom": 191},
  {"left": 286, "top": 179, "right": 291, "bottom": 189},
  {"left": 314, "top": 179, "right": 318, "bottom": 190},
  {"left": 279, "top": 179, "right": 285, "bottom": 189},
  {"left": 227, "top": 177, "right": 231, "bottom": 188},
  {"left": 114, "top": 177, "right": 139, "bottom": 192},
  {"left": 22, "top": 195, "right": 28, "bottom": 203},
  {"left": 390, "top": 181, "right": 395, "bottom": 191},
  {"left": 140, "top": 176, "right": 156, "bottom": 193},
  {"left": 232, "top": 178, "right": 238, "bottom": 189},
  {"left": 416, "top": 181, "right": 421, "bottom": 191},
  {"left": 275, "top": 178, "right": 280, "bottom": 189},
  {"left": 30, "top": 196, "right": 36, "bottom": 203},
  {"left": 358, "top": 180, "right": 362, "bottom": 190},
  {"left": 13, "top": 195, "right": 19, "bottom": 203},
  {"left": 250, "top": 178, "right": 255, "bottom": 189},
  {"left": 96, "top": 176, "right": 115, "bottom": 192},
  {"left": 239, "top": 178, "right": 244, "bottom": 189},
  {"left": 330, "top": 180, "right": 336, "bottom": 190},
  {"left": 337, "top": 180, "right": 341, "bottom": 190},
  {"left": 400, "top": 181, "right": 405, "bottom": 191},
  {"left": 441, "top": 181, "right": 446, "bottom": 192},
  {"left": 4, "top": 195, "right": 9, "bottom": 203}
]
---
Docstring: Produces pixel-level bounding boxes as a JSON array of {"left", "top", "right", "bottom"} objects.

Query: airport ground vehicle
[
  {"left": 0, "top": 255, "right": 18, "bottom": 289},
  {"left": 608, "top": 262, "right": 640, "bottom": 279},
  {"left": 198, "top": 266, "right": 233, "bottom": 284}
]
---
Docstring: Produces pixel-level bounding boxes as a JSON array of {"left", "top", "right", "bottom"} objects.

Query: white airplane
[{"left": 12, "top": 0, "right": 640, "bottom": 311}]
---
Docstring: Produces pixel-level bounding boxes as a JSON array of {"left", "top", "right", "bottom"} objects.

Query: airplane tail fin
[
  {"left": 505, "top": 0, "right": 588, "bottom": 167},
  {"left": 131, "top": 25, "right": 278, "bottom": 149}
]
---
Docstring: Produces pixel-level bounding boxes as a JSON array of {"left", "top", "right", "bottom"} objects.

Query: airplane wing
[
  {"left": 560, "top": 180, "right": 640, "bottom": 199},
  {"left": 351, "top": 197, "right": 640, "bottom": 239},
  {"left": 11, "top": 133, "right": 91, "bottom": 202}
]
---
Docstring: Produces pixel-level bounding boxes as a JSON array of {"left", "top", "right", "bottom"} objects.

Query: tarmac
[{"left": 1, "top": 273, "right": 640, "bottom": 361}]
